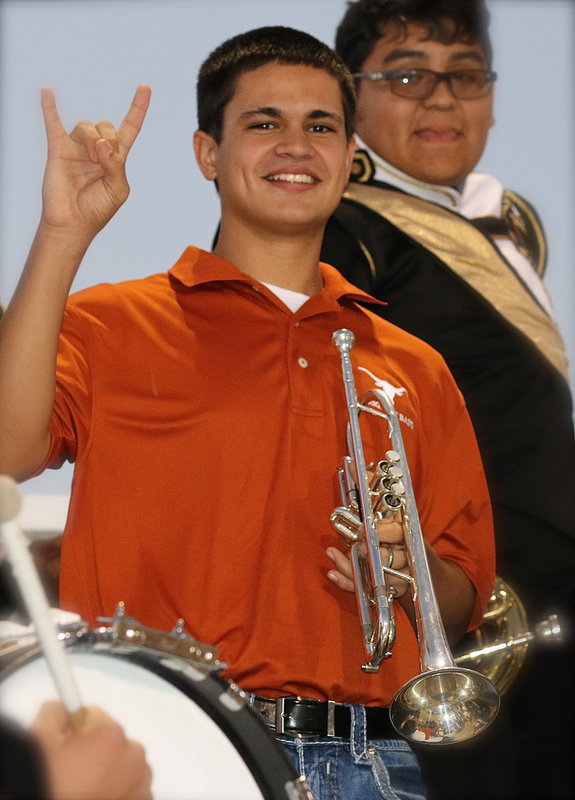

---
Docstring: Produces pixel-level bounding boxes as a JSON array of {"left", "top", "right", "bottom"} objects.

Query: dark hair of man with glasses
[
  {"left": 335, "top": 0, "right": 493, "bottom": 74},
  {"left": 321, "top": 1, "right": 575, "bottom": 799}
]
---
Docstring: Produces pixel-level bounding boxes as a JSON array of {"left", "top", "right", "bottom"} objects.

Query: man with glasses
[{"left": 321, "top": 1, "right": 575, "bottom": 799}]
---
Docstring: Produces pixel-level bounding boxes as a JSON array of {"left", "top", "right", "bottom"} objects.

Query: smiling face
[
  {"left": 354, "top": 23, "right": 495, "bottom": 186},
  {"left": 194, "top": 62, "right": 356, "bottom": 239}
]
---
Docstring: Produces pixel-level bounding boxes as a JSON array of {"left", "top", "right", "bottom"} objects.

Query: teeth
[{"left": 267, "top": 173, "right": 315, "bottom": 184}]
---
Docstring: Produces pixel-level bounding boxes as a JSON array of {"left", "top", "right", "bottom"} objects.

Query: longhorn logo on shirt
[
  {"left": 358, "top": 366, "right": 407, "bottom": 402},
  {"left": 357, "top": 366, "right": 414, "bottom": 429}
]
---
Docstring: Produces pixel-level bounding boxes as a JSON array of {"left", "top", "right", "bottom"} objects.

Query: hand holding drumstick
[
  {"left": 30, "top": 701, "right": 152, "bottom": 800},
  {"left": 0, "top": 476, "right": 152, "bottom": 798}
]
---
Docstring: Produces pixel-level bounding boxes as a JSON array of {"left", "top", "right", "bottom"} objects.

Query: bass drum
[{"left": 0, "top": 627, "right": 306, "bottom": 800}]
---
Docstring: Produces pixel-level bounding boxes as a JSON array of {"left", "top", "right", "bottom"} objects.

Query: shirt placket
[{"left": 286, "top": 318, "right": 324, "bottom": 416}]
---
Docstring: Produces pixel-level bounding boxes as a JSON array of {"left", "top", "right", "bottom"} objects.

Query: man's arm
[{"left": 0, "top": 85, "right": 151, "bottom": 480}]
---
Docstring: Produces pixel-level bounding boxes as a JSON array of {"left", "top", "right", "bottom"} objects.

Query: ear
[
  {"left": 488, "top": 89, "right": 496, "bottom": 130},
  {"left": 193, "top": 129, "right": 219, "bottom": 181},
  {"left": 344, "top": 135, "right": 357, "bottom": 179}
]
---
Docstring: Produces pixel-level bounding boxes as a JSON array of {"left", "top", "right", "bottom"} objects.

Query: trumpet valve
[
  {"left": 330, "top": 507, "right": 362, "bottom": 543},
  {"left": 385, "top": 449, "right": 401, "bottom": 464}
]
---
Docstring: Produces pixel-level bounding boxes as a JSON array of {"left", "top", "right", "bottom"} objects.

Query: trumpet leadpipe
[{"left": 332, "top": 328, "right": 395, "bottom": 671}]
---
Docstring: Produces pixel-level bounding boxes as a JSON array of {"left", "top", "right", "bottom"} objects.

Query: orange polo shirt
[{"left": 43, "top": 246, "right": 494, "bottom": 706}]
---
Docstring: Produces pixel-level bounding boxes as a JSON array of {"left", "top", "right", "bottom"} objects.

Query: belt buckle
[
  {"left": 275, "top": 696, "right": 288, "bottom": 735},
  {"left": 275, "top": 697, "right": 337, "bottom": 738}
]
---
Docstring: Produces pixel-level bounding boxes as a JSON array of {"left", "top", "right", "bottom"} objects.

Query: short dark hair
[
  {"left": 197, "top": 26, "right": 356, "bottom": 143},
  {"left": 335, "top": 0, "right": 493, "bottom": 75}
]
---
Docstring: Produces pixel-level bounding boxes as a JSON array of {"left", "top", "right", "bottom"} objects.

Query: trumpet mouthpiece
[{"left": 332, "top": 328, "right": 355, "bottom": 352}]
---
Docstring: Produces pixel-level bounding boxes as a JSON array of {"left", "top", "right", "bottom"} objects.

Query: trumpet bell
[{"left": 389, "top": 667, "right": 500, "bottom": 745}]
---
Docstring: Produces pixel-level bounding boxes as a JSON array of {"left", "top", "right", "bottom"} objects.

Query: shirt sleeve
[
  {"left": 35, "top": 303, "right": 94, "bottom": 474},
  {"left": 409, "top": 360, "right": 496, "bottom": 631}
]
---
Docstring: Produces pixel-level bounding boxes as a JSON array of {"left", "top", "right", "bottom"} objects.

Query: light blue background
[{"left": 1, "top": 0, "right": 573, "bottom": 501}]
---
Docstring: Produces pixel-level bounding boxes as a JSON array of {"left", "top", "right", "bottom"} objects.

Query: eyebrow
[
  {"left": 382, "top": 48, "right": 485, "bottom": 67},
  {"left": 238, "top": 107, "right": 344, "bottom": 124}
]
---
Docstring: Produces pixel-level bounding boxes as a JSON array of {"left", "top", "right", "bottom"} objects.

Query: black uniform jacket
[{"left": 322, "top": 185, "right": 575, "bottom": 611}]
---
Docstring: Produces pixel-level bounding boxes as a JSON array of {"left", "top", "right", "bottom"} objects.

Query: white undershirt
[{"left": 261, "top": 282, "right": 310, "bottom": 312}]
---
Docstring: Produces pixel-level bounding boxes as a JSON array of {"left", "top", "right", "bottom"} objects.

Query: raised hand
[
  {"left": 39, "top": 84, "right": 151, "bottom": 240},
  {"left": 0, "top": 85, "right": 151, "bottom": 481}
]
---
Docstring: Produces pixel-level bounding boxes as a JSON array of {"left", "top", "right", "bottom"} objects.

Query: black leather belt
[{"left": 249, "top": 695, "right": 396, "bottom": 739}]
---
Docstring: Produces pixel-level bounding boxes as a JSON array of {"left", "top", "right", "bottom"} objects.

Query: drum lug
[{"left": 96, "top": 604, "right": 225, "bottom": 673}]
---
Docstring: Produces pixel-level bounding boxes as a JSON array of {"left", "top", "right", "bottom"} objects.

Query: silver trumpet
[{"left": 331, "top": 329, "right": 500, "bottom": 745}]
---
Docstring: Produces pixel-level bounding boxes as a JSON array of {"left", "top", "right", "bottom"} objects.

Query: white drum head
[{"left": 1, "top": 649, "right": 265, "bottom": 800}]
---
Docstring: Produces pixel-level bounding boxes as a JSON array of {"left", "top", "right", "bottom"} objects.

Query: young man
[
  {"left": 0, "top": 27, "right": 495, "bottom": 800},
  {"left": 321, "top": 2, "right": 575, "bottom": 798}
]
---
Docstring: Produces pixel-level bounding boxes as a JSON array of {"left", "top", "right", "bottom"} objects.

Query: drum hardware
[
  {"left": 0, "top": 618, "right": 85, "bottom": 663},
  {"left": 331, "top": 328, "right": 500, "bottom": 745},
  {"left": 96, "top": 601, "right": 225, "bottom": 673},
  {"left": 0, "top": 610, "right": 311, "bottom": 800}
]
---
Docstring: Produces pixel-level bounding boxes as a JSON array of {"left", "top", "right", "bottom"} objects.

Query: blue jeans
[{"left": 276, "top": 704, "right": 427, "bottom": 800}]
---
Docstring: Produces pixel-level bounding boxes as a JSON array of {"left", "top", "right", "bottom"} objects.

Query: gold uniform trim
[
  {"left": 344, "top": 182, "right": 568, "bottom": 382},
  {"left": 501, "top": 189, "right": 547, "bottom": 277}
]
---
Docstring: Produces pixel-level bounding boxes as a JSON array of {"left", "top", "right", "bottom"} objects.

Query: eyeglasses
[{"left": 352, "top": 68, "right": 497, "bottom": 100}]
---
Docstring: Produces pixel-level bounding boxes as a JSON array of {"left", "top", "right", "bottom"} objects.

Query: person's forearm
[
  {"left": 398, "top": 546, "right": 475, "bottom": 646},
  {"left": 429, "top": 552, "right": 475, "bottom": 644},
  {"left": 0, "top": 222, "right": 92, "bottom": 480},
  {"left": 0, "top": 85, "right": 149, "bottom": 482}
]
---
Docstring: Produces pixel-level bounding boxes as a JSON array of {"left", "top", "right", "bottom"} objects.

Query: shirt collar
[
  {"left": 352, "top": 136, "right": 465, "bottom": 212},
  {"left": 168, "top": 246, "right": 385, "bottom": 309},
  {"left": 169, "top": 246, "right": 250, "bottom": 287},
  {"left": 319, "top": 261, "right": 386, "bottom": 307}
]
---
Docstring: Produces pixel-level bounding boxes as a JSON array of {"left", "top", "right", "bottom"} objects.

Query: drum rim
[{"left": 0, "top": 630, "right": 302, "bottom": 800}]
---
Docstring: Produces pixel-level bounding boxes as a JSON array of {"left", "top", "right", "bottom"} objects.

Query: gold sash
[{"left": 344, "top": 183, "right": 569, "bottom": 382}]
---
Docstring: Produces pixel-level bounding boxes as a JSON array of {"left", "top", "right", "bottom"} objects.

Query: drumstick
[{"left": 0, "top": 475, "right": 87, "bottom": 729}]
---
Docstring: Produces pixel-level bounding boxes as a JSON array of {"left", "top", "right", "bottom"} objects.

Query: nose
[
  {"left": 274, "top": 126, "right": 314, "bottom": 158},
  {"left": 423, "top": 75, "right": 458, "bottom": 107}
]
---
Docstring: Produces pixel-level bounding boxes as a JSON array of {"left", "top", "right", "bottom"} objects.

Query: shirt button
[{"left": 298, "top": 357, "right": 309, "bottom": 369}]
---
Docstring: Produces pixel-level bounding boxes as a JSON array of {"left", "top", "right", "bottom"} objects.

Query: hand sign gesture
[{"left": 40, "top": 84, "right": 151, "bottom": 241}]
